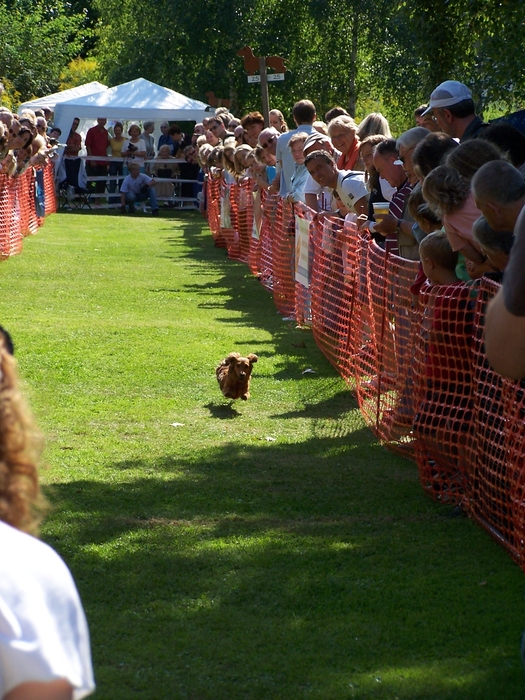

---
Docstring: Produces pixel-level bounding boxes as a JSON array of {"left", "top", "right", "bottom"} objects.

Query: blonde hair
[
  {"left": 327, "top": 115, "right": 358, "bottom": 136},
  {"left": 0, "top": 340, "right": 46, "bottom": 534},
  {"left": 233, "top": 144, "right": 252, "bottom": 176},
  {"left": 422, "top": 165, "right": 470, "bottom": 217}
]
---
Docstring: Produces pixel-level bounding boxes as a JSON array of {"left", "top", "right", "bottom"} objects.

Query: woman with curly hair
[{"left": 0, "top": 333, "right": 95, "bottom": 700}]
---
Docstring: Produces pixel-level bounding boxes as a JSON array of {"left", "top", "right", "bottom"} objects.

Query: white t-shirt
[
  {"left": 122, "top": 138, "right": 147, "bottom": 166},
  {"left": 0, "top": 521, "right": 95, "bottom": 699}
]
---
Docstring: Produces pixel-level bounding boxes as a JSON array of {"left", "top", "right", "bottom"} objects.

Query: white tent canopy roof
[
  {"left": 18, "top": 81, "right": 108, "bottom": 114},
  {"left": 53, "top": 77, "right": 211, "bottom": 135}
]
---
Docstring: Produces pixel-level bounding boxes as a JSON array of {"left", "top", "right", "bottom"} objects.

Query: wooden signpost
[{"left": 237, "top": 46, "right": 287, "bottom": 126}]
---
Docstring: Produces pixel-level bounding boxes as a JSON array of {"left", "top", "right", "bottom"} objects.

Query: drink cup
[{"left": 373, "top": 202, "right": 390, "bottom": 221}]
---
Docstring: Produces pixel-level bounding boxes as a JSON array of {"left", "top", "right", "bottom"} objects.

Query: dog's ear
[
  {"left": 226, "top": 352, "right": 240, "bottom": 369},
  {"left": 248, "top": 354, "right": 258, "bottom": 364}
]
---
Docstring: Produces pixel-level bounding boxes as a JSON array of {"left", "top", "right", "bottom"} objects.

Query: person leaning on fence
[
  {"left": 285, "top": 132, "right": 309, "bottom": 204},
  {"left": 471, "top": 160, "right": 525, "bottom": 233},
  {"left": 302, "top": 131, "right": 341, "bottom": 212},
  {"left": 372, "top": 139, "right": 416, "bottom": 258},
  {"left": 0, "top": 332, "right": 95, "bottom": 700},
  {"left": 412, "top": 231, "right": 475, "bottom": 479},
  {"left": 422, "top": 165, "right": 492, "bottom": 278},
  {"left": 471, "top": 215, "right": 514, "bottom": 277},
  {"left": 270, "top": 99, "right": 317, "bottom": 197},
  {"left": 357, "top": 135, "right": 396, "bottom": 245},
  {"left": 119, "top": 162, "right": 159, "bottom": 216},
  {"left": 304, "top": 150, "right": 368, "bottom": 217},
  {"left": 421, "top": 80, "right": 487, "bottom": 142},
  {"left": 240, "top": 111, "right": 265, "bottom": 148}
]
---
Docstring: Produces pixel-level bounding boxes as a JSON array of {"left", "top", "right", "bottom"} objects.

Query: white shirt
[{"left": 0, "top": 521, "right": 95, "bottom": 699}]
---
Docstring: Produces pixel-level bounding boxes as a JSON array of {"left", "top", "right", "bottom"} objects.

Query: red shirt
[{"left": 85, "top": 126, "right": 109, "bottom": 165}]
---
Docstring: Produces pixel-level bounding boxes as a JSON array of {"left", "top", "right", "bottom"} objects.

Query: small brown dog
[{"left": 216, "top": 352, "right": 258, "bottom": 401}]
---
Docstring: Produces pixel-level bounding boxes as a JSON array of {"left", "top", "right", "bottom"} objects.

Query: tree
[{"left": 0, "top": 0, "right": 88, "bottom": 101}]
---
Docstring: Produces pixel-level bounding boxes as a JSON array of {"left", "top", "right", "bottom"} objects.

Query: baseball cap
[
  {"left": 303, "top": 131, "right": 331, "bottom": 152},
  {"left": 422, "top": 81, "right": 472, "bottom": 115}
]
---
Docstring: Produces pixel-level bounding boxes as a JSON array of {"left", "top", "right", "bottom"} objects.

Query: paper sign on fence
[{"left": 295, "top": 215, "right": 310, "bottom": 287}]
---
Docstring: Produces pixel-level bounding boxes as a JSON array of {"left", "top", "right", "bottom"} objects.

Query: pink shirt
[{"left": 442, "top": 190, "right": 483, "bottom": 253}]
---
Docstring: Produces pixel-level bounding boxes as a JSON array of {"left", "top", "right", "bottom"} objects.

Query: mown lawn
[{"left": 1, "top": 209, "right": 524, "bottom": 699}]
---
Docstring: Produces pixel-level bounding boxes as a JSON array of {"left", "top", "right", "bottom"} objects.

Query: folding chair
[{"left": 59, "top": 158, "right": 92, "bottom": 210}]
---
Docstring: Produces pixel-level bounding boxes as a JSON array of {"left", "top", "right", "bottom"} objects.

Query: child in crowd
[
  {"left": 285, "top": 132, "right": 309, "bottom": 204},
  {"left": 422, "top": 165, "right": 492, "bottom": 279},
  {"left": 119, "top": 162, "right": 158, "bottom": 215},
  {"left": 472, "top": 215, "right": 514, "bottom": 276},
  {"left": 406, "top": 187, "right": 442, "bottom": 299},
  {"left": 413, "top": 231, "right": 474, "bottom": 493}
]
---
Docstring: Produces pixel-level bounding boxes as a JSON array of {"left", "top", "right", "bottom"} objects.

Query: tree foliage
[
  {"left": 0, "top": 0, "right": 89, "bottom": 101},
  {"left": 5, "top": 0, "right": 525, "bottom": 125}
]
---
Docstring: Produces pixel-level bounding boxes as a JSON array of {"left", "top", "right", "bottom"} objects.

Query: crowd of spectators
[{"left": 196, "top": 81, "right": 525, "bottom": 495}]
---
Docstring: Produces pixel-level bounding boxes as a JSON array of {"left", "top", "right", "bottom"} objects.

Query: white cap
[{"left": 422, "top": 81, "right": 472, "bottom": 115}]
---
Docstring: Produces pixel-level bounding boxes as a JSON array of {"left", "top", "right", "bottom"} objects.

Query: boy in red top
[{"left": 413, "top": 231, "right": 474, "bottom": 491}]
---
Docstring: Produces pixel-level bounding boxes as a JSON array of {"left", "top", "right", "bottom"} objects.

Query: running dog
[{"left": 216, "top": 352, "right": 258, "bottom": 401}]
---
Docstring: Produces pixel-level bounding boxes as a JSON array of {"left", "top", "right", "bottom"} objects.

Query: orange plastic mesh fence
[
  {"left": 247, "top": 186, "right": 262, "bottom": 276},
  {"left": 204, "top": 186, "right": 525, "bottom": 572},
  {"left": 225, "top": 181, "right": 242, "bottom": 260},
  {"left": 18, "top": 168, "right": 39, "bottom": 237},
  {"left": 292, "top": 202, "right": 315, "bottom": 327},
  {"left": 469, "top": 278, "right": 521, "bottom": 560},
  {"left": 310, "top": 215, "right": 360, "bottom": 379},
  {"left": 235, "top": 179, "right": 254, "bottom": 263},
  {"left": 0, "top": 164, "right": 56, "bottom": 262},
  {"left": 205, "top": 177, "right": 224, "bottom": 247},
  {"left": 353, "top": 240, "right": 420, "bottom": 455},
  {"left": 412, "top": 281, "right": 477, "bottom": 505},
  {"left": 259, "top": 192, "right": 280, "bottom": 292},
  {"left": 271, "top": 199, "right": 296, "bottom": 317},
  {"left": 0, "top": 175, "right": 19, "bottom": 258},
  {"left": 43, "top": 165, "right": 57, "bottom": 215}
]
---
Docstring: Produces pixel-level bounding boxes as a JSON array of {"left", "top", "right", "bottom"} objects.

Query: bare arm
[
  {"left": 305, "top": 193, "right": 319, "bottom": 212},
  {"left": 484, "top": 287, "right": 525, "bottom": 379},
  {"left": 4, "top": 679, "right": 73, "bottom": 700}
]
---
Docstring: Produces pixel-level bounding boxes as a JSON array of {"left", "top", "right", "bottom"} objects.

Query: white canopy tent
[
  {"left": 53, "top": 77, "right": 211, "bottom": 139},
  {"left": 18, "top": 81, "right": 108, "bottom": 114}
]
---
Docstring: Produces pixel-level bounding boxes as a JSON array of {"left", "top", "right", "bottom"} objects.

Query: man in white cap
[{"left": 421, "top": 80, "right": 486, "bottom": 142}]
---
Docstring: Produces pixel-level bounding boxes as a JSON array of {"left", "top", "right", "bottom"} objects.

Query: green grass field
[{"left": 1, "top": 209, "right": 524, "bottom": 699}]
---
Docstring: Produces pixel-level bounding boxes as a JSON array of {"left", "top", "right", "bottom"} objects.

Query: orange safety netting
[
  {"left": 205, "top": 177, "right": 224, "bottom": 247},
  {"left": 220, "top": 179, "right": 241, "bottom": 261},
  {"left": 310, "top": 215, "right": 360, "bottom": 378},
  {"left": 259, "top": 192, "right": 280, "bottom": 292},
  {"left": 247, "top": 187, "right": 263, "bottom": 277},
  {"left": 271, "top": 199, "right": 295, "bottom": 317},
  {"left": 0, "top": 165, "right": 55, "bottom": 261},
  {"left": 205, "top": 185, "right": 525, "bottom": 571}
]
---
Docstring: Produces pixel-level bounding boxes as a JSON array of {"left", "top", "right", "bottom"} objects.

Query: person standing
[
  {"left": 85, "top": 117, "right": 109, "bottom": 194},
  {"left": 0, "top": 332, "right": 95, "bottom": 700}
]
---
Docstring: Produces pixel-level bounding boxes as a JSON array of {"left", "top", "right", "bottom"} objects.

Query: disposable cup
[{"left": 372, "top": 202, "right": 390, "bottom": 221}]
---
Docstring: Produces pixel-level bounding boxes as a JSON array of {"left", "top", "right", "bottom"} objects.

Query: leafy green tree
[{"left": 0, "top": 0, "right": 88, "bottom": 101}]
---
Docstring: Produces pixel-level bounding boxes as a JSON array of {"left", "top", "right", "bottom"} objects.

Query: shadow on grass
[
  {"left": 203, "top": 401, "right": 241, "bottom": 419},
  {"left": 43, "top": 434, "right": 525, "bottom": 700}
]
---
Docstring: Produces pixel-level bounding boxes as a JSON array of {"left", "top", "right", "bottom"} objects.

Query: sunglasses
[
  {"left": 261, "top": 135, "right": 276, "bottom": 149},
  {"left": 210, "top": 124, "right": 221, "bottom": 131}
]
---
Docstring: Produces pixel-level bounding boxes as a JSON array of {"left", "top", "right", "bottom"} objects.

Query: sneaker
[{"left": 151, "top": 209, "right": 159, "bottom": 217}]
